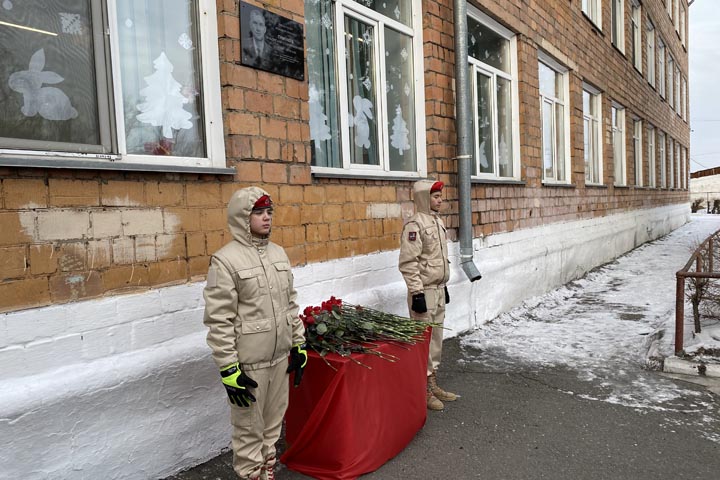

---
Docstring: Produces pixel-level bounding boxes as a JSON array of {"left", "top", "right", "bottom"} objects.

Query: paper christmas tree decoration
[
  {"left": 390, "top": 105, "right": 410, "bottom": 155},
  {"left": 136, "top": 52, "right": 192, "bottom": 139}
]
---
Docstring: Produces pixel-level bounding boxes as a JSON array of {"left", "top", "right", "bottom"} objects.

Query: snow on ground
[{"left": 461, "top": 215, "right": 720, "bottom": 440}]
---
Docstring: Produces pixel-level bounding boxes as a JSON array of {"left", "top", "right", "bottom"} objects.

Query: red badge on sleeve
[{"left": 408, "top": 231, "right": 417, "bottom": 241}]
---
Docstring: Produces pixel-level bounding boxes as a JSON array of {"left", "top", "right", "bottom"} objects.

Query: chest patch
[{"left": 408, "top": 231, "right": 417, "bottom": 241}]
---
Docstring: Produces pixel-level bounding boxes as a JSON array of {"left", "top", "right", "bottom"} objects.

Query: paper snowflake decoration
[
  {"left": 125, "top": 18, "right": 133, "bottom": 28},
  {"left": 60, "top": 13, "right": 83, "bottom": 35},
  {"left": 178, "top": 33, "right": 193, "bottom": 50},
  {"left": 394, "top": 5, "right": 401, "bottom": 19},
  {"left": 400, "top": 48, "right": 408, "bottom": 61},
  {"left": 322, "top": 12, "right": 333, "bottom": 30},
  {"left": 362, "top": 76, "right": 372, "bottom": 91},
  {"left": 362, "top": 30, "right": 372, "bottom": 45},
  {"left": 3, "top": 0, "right": 13, "bottom": 11},
  {"left": 404, "top": 83, "right": 411, "bottom": 96}
]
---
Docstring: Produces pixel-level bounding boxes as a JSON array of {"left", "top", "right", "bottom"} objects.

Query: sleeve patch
[
  {"left": 408, "top": 231, "right": 417, "bottom": 241},
  {"left": 206, "top": 266, "right": 218, "bottom": 288}
]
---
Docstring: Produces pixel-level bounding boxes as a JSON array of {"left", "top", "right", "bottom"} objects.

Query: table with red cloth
[{"left": 281, "top": 333, "right": 430, "bottom": 480}]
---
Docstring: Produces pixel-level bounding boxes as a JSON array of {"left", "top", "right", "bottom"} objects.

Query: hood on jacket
[
  {"left": 227, "top": 186, "right": 271, "bottom": 247},
  {"left": 412, "top": 180, "right": 437, "bottom": 215}
]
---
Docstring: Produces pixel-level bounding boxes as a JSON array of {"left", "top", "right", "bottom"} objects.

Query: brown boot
[
  {"left": 429, "top": 371, "right": 457, "bottom": 402},
  {"left": 426, "top": 381, "right": 444, "bottom": 410}
]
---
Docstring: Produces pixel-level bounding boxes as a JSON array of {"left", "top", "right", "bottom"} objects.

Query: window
[
  {"left": 631, "top": 2, "right": 642, "bottom": 71},
  {"left": 0, "top": 0, "right": 224, "bottom": 169},
  {"left": 680, "top": 4, "right": 687, "bottom": 46},
  {"left": 659, "top": 131, "right": 666, "bottom": 188},
  {"left": 582, "top": 0, "right": 602, "bottom": 27},
  {"left": 647, "top": 124, "right": 656, "bottom": 188},
  {"left": 306, "top": 0, "right": 426, "bottom": 176},
  {"left": 583, "top": 86, "right": 602, "bottom": 185},
  {"left": 674, "top": 0, "right": 680, "bottom": 32},
  {"left": 612, "top": 0, "right": 625, "bottom": 51},
  {"left": 682, "top": 146, "right": 687, "bottom": 189},
  {"left": 468, "top": 8, "right": 519, "bottom": 179},
  {"left": 668, "top": 137, "right": 675, "bottom": 188},
  {"left": 646, "top": 19, "right": 655, "bottom": 87},
  {"left": 682, "top": 76, "right": 687, "bottom": 121},
  {"left": 667, "top": 0, "right": 673, "bottom": 19},
  {"left": 612, "top": 105, "right": 626, "bottom": 186},
  {"left": 667, "top": 56, "right": 674, "bottom": 108},
  {"left": 675, "top": 141, "right": 681, "bottom": 188},
  {"left": 675, "top": 65, "right": 681, "bottom": 114},
  {"left": 658, "top": 39, "right": 666, "bottom": 98},
  {"left": 633, "top": 119, "right": 643, "bottom": 186},
  {"left": 538, "top": 56, "right": 569, "bottom": 183}
]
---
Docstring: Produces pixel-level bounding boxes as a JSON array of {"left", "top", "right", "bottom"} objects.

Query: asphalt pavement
[{"left": 167, "top": 335, "right": 720, "bottom": 480}]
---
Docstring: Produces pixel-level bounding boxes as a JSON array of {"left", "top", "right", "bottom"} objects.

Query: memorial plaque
[{"left": 239, "top": 2, "right": 305, "bottom": 81}]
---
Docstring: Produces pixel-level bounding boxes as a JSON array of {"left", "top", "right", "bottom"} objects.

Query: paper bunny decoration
[
  {"left": 8, "top": 48, "right": 78, "bottom": 121},
  {"left": 348, "top": 95, "right": 373, "bottom": 149}
]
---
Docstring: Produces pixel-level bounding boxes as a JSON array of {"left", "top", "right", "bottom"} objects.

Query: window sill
[
  {"left": 0, "top": 156, "right": 235, "bottom": 175},
  {"left": 471, "top": 178, "right": 526, "bottom": 186},
  {"left": 542, "top": 182, "right": 576, "bottom": 188},
  {"left": 311, "top": 167, "right": 424, "bottom": 182},
  {"left": 585, "top": 183, "right": 608, "bottom": 189},
  {"left": 581, "top": 12, "right": 603, "bottom": 35},
  {"left": 614, "top": 184, "right": 631, "bottom": 189}
]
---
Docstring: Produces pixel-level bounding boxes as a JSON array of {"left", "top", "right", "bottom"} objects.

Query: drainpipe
[{"left": 453, "top": 0, "right": 482, "bottom": 282}]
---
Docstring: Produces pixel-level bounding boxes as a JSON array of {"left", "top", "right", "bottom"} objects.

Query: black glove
[
  {"left": 287, "top": 344, "right": 308, "bottom": 387},
  {"left": 445, "top": 286, "right": 450, "bottom": 304},
  {"left": 220, "top": 362, "right": 258, "bottom": 407},
  {"left": 411, "top": 293, "right": 427, "bottom": 313}
]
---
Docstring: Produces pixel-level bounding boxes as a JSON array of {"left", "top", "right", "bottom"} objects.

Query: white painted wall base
[{"left": 0, "top": 204, "right": 689, "bottom": 479}]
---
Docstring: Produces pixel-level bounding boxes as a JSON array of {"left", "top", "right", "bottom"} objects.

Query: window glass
[
  {"left": 385, "top": 27, "right": 416, "bottom": 172},
  {"left": 497, "top": 76, "right": 513, "bottom": 177},
  {"left": 350, "top": 0, "right": 412, "bottom": 27},
  {"left": 583, "top": 89, "right": 601, "bottom": 184},
  {"left": 306, "top": 0, "right": 341, "bottom": 167},
  {"left": 117, "top": 0, "right": 206, "bottom": 158},
  {"left": 0, "top": 0, "right": 100, "bottom": 148},
  {"left": 475, "top": 71, "right": 494, "bottom": 175},
  {"left": 467, "top": 17, "right": 510, "bottom": 73},
  {"left": 344, "top": 15, "right": 379, "bottom": 166}
]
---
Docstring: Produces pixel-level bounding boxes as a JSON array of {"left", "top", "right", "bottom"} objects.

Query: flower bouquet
[{"left": 299, "top": 296, "right": 436, "bottom": 369}]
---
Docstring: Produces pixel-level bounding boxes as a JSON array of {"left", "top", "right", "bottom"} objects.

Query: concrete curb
[{"left": 663, "top": 357, "right": 720, "bottom": 378}]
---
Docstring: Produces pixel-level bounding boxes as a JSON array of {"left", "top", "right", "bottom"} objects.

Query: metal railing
[{"left": 675, "top": 228, "right": 720, "bottom": 354}]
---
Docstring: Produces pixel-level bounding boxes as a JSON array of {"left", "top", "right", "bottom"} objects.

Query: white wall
[
  {"left": 0, "top": 203, "right": 689, "bottom": 479},
  {"left": 690, "top": 173, "right": 720, "bottom": 206}
]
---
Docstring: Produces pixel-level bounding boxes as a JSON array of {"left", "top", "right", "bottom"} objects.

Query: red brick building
[{"left": 0, "top": 0, "right": 690, "bottom": 477}]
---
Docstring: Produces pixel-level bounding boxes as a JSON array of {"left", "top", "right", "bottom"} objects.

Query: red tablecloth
[{"left": 281, "top": 335, "right": 430, "bottom": 480}]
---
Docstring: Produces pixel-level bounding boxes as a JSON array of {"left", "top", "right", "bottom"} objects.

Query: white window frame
[
  {"left": 647, "top": 124, "right": 656, "bottom": 188},
  {"left": 1, "top": 0, "right": 226, "bottom": 171},
  {"left": 633, "top": 118, "right": 643, "bottom": 187},
  {"left": 667, "top": 55, "right": 674, "bottom": 106},
  {"left": 631, "top": 1, "right": 642, "bottom": 71},
  {"left": 582, "top": 0, "right": 602, "bottom": 29},
  {"left": 468, "top": 6, "right": 521, "bottom": 181},
  {"left": 538, "top": 53, "right": 570, "bottom": 185},
  {"left": 310, "top": 0, "right": 427, "bottom": 179},
  {"left": 682, "top": 76, "right": 688, "bottom": 121},
  {"left": 583, "top": 84, "right": 603, "bottom": 185},
  {"left": 612, "top": 104, "right": 627, "bottom": 186},
  {"left": 659, "top": 131, "right": 667, "bottom": 188},
  {"left": 674, "top": 65, "right": 681, "bottom": 114},
  {"left": 675, "top": 141, "right": 681, "bottom": 188},
  {"left": 646, "top": 19, "right": 655, "bottom": 87},
  {"left": 674, "top": 0, "right": 680, "bottom": 33},
  {"left": 682, "top": 146, "right": 687, "bottom": 189},
  {"left": 658, "top": 38, "right": 666, "bottom": 98},
  {"left": 667, "top": 0, "right": 673, "bottom": 19},
  {"left": 612, "top": 0, "right": 625, "bottom": 52},
  {"left": 668, "top": 137, "right": 675, "bottom": 188},
  {"left": 680, "top": 4, "right": 687, "bottom": 46}
]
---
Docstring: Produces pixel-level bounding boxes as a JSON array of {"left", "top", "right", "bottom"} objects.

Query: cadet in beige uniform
[
  {"left": 203, "top": 187, "right": 307, "bottom": 480},
  {"left": 399, "top": 180, "right": 457, "bottom": 411}
]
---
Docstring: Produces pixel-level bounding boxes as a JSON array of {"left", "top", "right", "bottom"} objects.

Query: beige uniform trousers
[
  {"left": 230, "top": 358, "right": 289, "bottom": 480},
  {"left": 408, "top": 286, "right": 445, "bottom": 376}
]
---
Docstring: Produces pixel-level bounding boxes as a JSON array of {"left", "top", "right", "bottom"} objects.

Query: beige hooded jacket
[
  {"left": 203, "top": 187, "right": 305, "bottom": 371},
  {"left": 398, "top": 180, "right": 450, "bottom": 295}
]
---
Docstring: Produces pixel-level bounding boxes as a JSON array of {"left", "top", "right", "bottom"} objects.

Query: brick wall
[{"left": 0, "top": 0, "right": 689, "bottom": 313}]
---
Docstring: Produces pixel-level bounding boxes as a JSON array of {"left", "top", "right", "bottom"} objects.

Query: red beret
[
  {"left": 430, "top": 181, "right": 444, "bottom": 193},
  {"left": 253, "top": 194, "right": 273, "bottom": 210}
]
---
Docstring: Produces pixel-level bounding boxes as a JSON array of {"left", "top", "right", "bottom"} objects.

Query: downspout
[{"left": 453, "top": 0, "right": 482, "bottom": 282}]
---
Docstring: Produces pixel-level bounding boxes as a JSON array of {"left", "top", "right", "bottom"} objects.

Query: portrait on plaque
[{"left": 239, "top": 2, "right": 305, "bottom": 81}]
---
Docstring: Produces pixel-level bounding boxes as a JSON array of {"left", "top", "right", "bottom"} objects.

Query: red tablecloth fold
[{"left": 281, "top": 335, "right": 430, "bottom": 480}]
